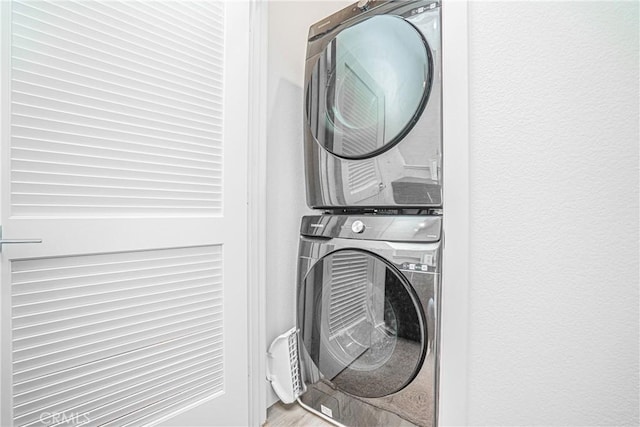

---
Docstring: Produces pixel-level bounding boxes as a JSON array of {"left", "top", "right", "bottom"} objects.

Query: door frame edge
[
  {"left": 0, "top": 0, "right": 11, "bottom": 424},
  {"left": 247, "top": 1, "right": 269, "bottom": 425},
  {"left": 440, "top": 0, "right": 470, "bottom": 425}
]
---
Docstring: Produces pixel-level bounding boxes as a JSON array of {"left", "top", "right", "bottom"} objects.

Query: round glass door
[
  {"left": 306, "top": 15, "right": 431, "bottom": 159},
  {"left": 297, "top": 249, "right": 426, "bottom": 398}
]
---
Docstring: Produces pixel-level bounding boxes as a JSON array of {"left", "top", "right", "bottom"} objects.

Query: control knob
[
  {"left": 357, "top": 0, "right": 371, "bottom": 11},
  {"left": 351, "top": 220, "right": 365, "bottom": 234}
]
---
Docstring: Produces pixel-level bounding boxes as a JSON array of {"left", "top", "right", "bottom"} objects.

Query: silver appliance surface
[
  {"left": 297, "top": 215, "right": 441, "bottom": 427},
  {"left": 304, "top": 0, "right": 442, "bottom": 209}
]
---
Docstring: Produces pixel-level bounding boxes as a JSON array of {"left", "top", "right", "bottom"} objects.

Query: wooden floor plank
[{"left": 264, "top": 401, "right": 335, "bottom": 427}]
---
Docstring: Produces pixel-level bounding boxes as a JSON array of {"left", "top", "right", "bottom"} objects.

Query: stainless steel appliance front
[
  {"left": 296, "top": 215, "right": 441, "bottom": 427},
  {"left": 304, "top": 1, "right": 442, "bottom": 209}
]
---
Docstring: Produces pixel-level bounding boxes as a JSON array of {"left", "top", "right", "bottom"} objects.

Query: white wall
[
  {"left": 466, "top": 1, "right": 639, "bottom": 425},
  {"left": 266, "top": 0, "right": 351, "bottom": 407},
  {"left": 265, "top": 0, "right": 640, "bottom": 424}
]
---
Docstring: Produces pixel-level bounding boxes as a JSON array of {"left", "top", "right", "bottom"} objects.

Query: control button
[
  {"left": 408, "top": 264, "right": 416, "bottom": 270},
  {"left": 421, "top": 265, "right": 429, "bottom": 272},
  {"left": 351, "top": 220, "right": 365, "bottom": 234},
  {"left": 357, "top": 0, "right": 371, "bottom": 11}
]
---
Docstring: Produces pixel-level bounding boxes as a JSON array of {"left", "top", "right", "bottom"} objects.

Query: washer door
[
  {"left": 306, "top": 15, "right": 432, "bottom": 160},
  {"left": 298, "top": 249, "right": 426, "bottom": 398}
]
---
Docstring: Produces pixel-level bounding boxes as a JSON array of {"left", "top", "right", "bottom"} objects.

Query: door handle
[{"left": 0, "top": 226, "right": 42, "bottom": 252}]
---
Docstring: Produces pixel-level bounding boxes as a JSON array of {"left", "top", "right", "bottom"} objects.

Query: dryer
[
  {"left": 304, "top": 0, "right": 442, "bottom": 210},
  {"left": 296, "top": 214, "right": 441, "bottom": 427}
]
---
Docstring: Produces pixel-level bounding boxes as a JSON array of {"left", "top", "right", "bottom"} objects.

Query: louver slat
[
  {"left": 11, "top": 245, "right": 224, "bottom": 426},
  {"left": 328, "top": 253, "right": 370, "bottom": 338},
  {"left": 340, "top": 64, "right": 379, "bottom": 158},
  {"left": 11, "top": 0, "right": 225, "bottom": 217}
]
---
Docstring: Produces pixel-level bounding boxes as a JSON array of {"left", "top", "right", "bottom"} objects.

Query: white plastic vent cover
[
  {"left": 11, "top": 245, "right": 224, "bottom": 427},
  {"left": 10, "top": 0, "right": 225, "bottom": 217},
  {"left": 267, "top": 327, "right": 303, "bottom": 405}
]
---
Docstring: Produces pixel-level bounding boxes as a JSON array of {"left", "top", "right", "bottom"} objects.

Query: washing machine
[
  {"left": 296, "top": 214, "right": 441, "bottom": 427},
  {"left": 304, "top": 0, "right": 442, "bottom": 210}
]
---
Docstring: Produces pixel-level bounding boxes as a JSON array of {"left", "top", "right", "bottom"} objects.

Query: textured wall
[{"left": 467, "top": 1, "right": 639, "bottom": 425}]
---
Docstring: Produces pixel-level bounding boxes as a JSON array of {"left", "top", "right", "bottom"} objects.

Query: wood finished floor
[{"left": 264, "top": 402, "right": 335, "bottom": 427}]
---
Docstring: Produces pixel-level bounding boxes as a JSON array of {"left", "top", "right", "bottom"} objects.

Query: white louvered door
[{"left": 0, "top": 1, "right": 250, "bottom": 426}]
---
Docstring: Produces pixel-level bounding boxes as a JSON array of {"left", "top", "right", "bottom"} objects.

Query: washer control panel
[{"left": 300, "top": 215, "right": 441, "bottom": 243}]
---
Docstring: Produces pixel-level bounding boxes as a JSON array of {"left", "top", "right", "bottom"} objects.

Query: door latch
[{"left": 0, "top": 226, "right": 42, "bottom": 252}]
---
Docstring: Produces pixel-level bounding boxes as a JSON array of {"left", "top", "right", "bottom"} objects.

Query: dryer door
[
  {"left": 297, "top": 249, "right": 426, "bottom": 398},
  {"left": 306, "top": 15, "right": 432, "bottom": 160}
]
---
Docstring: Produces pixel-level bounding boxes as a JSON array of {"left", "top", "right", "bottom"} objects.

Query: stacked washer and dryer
[{"left": 294, "top": 1, "right": 443, "bottom": 426}]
